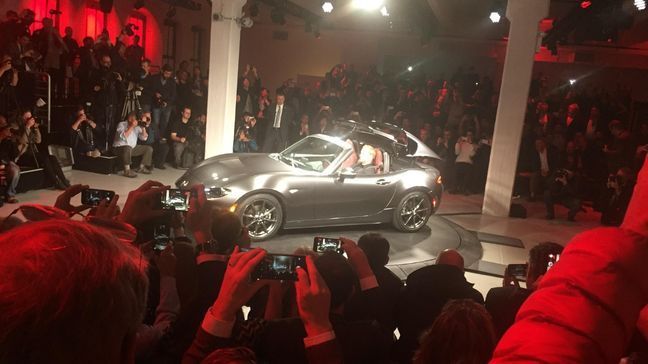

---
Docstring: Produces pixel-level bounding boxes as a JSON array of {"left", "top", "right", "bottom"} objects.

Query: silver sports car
[{"left": 176, "top": 121, "right": 443, "bottom": 240}]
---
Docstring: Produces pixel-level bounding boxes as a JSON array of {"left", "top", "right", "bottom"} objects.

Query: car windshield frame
[{"left": 276, "top": 135, "right": 351, "bottom": 174}]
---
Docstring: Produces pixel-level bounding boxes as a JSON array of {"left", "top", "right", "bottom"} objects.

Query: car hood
[{"left": 178, "top": 153, "right": 293, "bottom": 187}]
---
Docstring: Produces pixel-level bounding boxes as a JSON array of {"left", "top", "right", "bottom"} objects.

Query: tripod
[{"left": 121, "top": 86, "right": 142, "bottom": 120}]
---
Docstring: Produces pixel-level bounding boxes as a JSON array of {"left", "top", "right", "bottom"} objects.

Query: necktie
[{"left": 274, "top": 105, "right": 282, "bottom": 128}]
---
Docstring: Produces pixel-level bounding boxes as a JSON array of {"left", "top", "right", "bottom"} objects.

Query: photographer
[
  {"left": 0, "top": 54, "right": 19, "bottom": 117},
  {"left": 233, "top": 112, "right": 258, "bottom": 153},
  {"left": 600, "top": 167, "right": 635, "bottom": 226},
  {"left": 0, "top": 124, "right": 20, "bottom": 203},
  {"left": 151, "top": 64, "right": 177, "bottom": 147},
  {"left": 69, "top": 105, "right": 100, "bottom": 157},
  {"left": 112, "top": 111, "right": 153, "bottom": 178},
  {"left": 91, "top": 54, "right": 125, "bottom": 151},
  {"left": 544, "top": 168, "right": 582, "bottom": 221},
  {"left": 15, "top": 110, "right": 70, "bottom": 190},
  {"left": 185, "top": 113, "right": 206, "bottom": 165}
]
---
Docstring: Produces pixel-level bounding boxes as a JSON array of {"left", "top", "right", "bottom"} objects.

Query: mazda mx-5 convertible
[{"left": 176, "top": 120, "right": 443, "bottom": 240}]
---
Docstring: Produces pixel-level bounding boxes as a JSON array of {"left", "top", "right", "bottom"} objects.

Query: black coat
[
  {"left": 265, "top": 103, "right": 296, "bottom": 141},
  {"left": 485, "top": 286, "right": 532, "bottom": 338}
]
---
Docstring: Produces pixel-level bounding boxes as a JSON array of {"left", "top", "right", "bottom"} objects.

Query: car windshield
[{"left": 278, "top": 136, "right": 344, "bottom": 172}]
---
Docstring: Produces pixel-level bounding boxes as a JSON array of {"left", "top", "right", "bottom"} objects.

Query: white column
[
  {"left": 482, "top": 0, "right": 549, "bottom": 217},
  {"left": 205, "top": 0, "right": 246, "bottom": 158}
]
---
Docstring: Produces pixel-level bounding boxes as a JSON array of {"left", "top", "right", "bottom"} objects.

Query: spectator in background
[
  {"left": 185, "top": 113, "right": 206, "bottom": 164},
  {"left": 112, "top": 112, "right": 152, "bottom": 178},
  {"left": 544, "top": 168, "right": 582, "bottom": 221},
  {"left": 169, "top": 106, "right": 193, "bottom": 169},
  {"left": 0, "top": 219, "right": 148, "bottom": 363},
  {"left": 414, "top": 300, "right": 496, "bottom": 364},
  {"left": 137, "top": 59, "right": 154, "bottom": 112},
  {"left": 125, "top": 35, "right": 144, "bottom": 76},
  {"left": 61, "top": 26, "right": 78, "bottom": 97},
  {"left": 297, "top": 114, "right": 310, "bottom": 140},
  {"left": 91, "top": 54, "right": 123, "bottom": 151},
  {"left": 486, "top": 241, "right": 564, "bottom": 338},
  {"left": 32, "top": 18, "right": 67, "bottom": 99},
  {"left": 0, "top": 124, "right": 19, "bottom": 203},
  {"left": 600, "top": 167, "right": 635, "bottom": 226},
  {"left": 453, "top": 130, "right": 477, "bottom": 195},
  {"left": 0, "top": 55, "right": 18, "bottom": 117},
  {"left": 529, "top": 138, "right": 560, "bottom": 201},
  {"left": 136, "top": 110, "right": 168, "bottom": 171},
  {"left": 77, "top": 36, "right": 98, "bottom": 97},
  {"left": 263, "top": 92, "right": 295, "bottom": 153},
  {"left": 233, "top": 112, "right": 258, "bottom": 153},
  {"left": 151, "top": 64, "right": 177, "bottom": 151},
  {"left": 69, "top": 105, "right": 100, "bottom": 157}
]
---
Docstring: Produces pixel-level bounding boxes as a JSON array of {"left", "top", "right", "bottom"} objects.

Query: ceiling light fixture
[
  {"left": 380, "top": 5, "right": 389, "bottom": 17},
  {"left": 322, "top": 1, "right": 333, "bottom": 13},
  {"left": 489, "top": 11, "right": 501, "bottom": 23},
  {"left": 352, "top": 0, "right": 384, "bottom": 11},
  {"left": 635, "top": 0, "right": 646, "bottom": 11}
]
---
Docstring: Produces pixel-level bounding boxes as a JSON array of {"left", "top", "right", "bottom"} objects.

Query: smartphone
[
  {"left": 508, "top": 264, "right": 528, "bottom": 279},
  {"left": 313, "top": 237, "right": 343, "bottom": 254},
  {"left": 546, "top": 253, "right": 560, "bottom": 272},
  {"left": 81, "top": 188, "right": 115, "bottom": 206},
  {"left": 160, "top": 189, "right": 191, "bottom": 211},
  {"left": 251, "top": 253, "right": 306, "bottom": 281},
  {"left": 153, "top": 223, "right": 172, "bottom": 254}
]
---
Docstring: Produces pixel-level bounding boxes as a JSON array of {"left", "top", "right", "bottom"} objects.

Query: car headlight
[{"left": 205, "top": 187, "right": 231, "bottom": 200}]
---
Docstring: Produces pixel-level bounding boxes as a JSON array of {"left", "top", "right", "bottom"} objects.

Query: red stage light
[{"left": 580, "top": 1, "right": 592, "bottom": 9}]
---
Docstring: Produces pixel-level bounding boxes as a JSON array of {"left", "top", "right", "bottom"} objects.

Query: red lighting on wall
[{"left": 85, "top": 5, "right": 106, "bottom": 39}]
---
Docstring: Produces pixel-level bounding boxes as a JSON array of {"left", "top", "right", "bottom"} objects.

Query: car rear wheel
[
  {"left": 238, "top": 194, "right": 283, "bottom": 241},
  {"left": 392, "top": 191, "right": 432, "bottom": 232}
]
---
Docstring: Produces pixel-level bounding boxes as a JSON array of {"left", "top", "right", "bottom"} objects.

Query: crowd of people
[
  {"left": 0, "top": 8, "right": 210, "bottom": 204},
  {"left": 234, "top": 62, "right": 645, "bottom": 224},
  {"left": 0, "top": 155, "right": 646, "bottom": 363}
]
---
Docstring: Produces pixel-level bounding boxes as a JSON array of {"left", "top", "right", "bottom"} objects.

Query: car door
[{"left": 313, "top": 171, "right": 398, "bottom": 221}]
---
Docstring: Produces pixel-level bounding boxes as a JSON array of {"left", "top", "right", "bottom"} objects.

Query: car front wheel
[
  {"left": 392, "top": 191, "right": 432, "bottom": 232},
  {"left": 238, "top": 193, "right": 283, "bottom": 241}
]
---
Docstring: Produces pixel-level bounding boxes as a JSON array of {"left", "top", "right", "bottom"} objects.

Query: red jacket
[{"left": 491, "top": 228, "right": 648, "bottom": 364}]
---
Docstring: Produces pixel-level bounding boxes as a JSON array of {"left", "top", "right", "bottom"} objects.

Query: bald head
[{"left": 436, "top": 249, "right": 464, "bottom": 271}]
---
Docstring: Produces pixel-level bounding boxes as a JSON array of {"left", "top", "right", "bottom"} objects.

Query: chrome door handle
[{"left": 376, "top": 179, "right": 390, "bottom": 186}]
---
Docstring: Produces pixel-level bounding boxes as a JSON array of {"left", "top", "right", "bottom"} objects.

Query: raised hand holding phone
[{"left": 296, "top": 255, "right": 333, "bottom": 337}]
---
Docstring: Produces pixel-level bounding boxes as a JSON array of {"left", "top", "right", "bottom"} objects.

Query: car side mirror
[{"left": 336, "top": 168, "right": 356, "bottom": 181}]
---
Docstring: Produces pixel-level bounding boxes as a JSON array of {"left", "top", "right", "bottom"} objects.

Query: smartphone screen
[
  {"left": 160, "top": 189, "right": 190, "bottom": 211},
  {"left": 81, "top": 188, "right": 115, "bottom": 206},
  {"left": 313, "top": 237, "right": 343, "bottom": 254},
  {"left": 251, "top": 254, "right": 306, "bottom": 281},
  {"left": 546, "top": 254, "right": 560, "bottom": 272},
  {"left": 508, "top": 264, "right": 528, "bottom": 279},
  {"left": 153, "top": 223, "right": 171, "bottom": 254}
]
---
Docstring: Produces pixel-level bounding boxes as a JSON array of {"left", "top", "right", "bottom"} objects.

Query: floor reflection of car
[{"left": 176, "top": 120, "right": 443, "bottom": 241}]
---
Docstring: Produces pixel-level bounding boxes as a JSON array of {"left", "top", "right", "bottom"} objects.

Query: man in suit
[
  {"left": 556, "top": 103, "right": 585, "bottom": 140},
  {"left": 485, "top": 242, "right": 564, "bottom": 339},
  {"left": 263, "top": 92, "right": 295, "bottom": 153},
  {"left": 529, "top": 137, "right": 561, "bottom": 201}
]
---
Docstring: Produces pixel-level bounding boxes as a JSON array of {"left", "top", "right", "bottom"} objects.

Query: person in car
[{"left": 354, "top": 144, "right": 379, "bottom": 175}]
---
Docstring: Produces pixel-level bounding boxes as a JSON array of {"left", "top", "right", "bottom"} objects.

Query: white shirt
[
  {"left": 454, "top": 140, "right": 476, "bottom": 164},
  {"left": 113, "top": 121, "right": 147, "bottom": 148},
  {"left": 538, "top": 149, "right": 549, "bottom": 173},
  {"left": 273, "top": 104, "right": 283, "bottom": 128}
]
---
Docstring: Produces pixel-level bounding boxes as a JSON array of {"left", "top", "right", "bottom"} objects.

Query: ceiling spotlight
[
  {"left": 407, "top": 66, "right": 413, "bottom": 72},
  {"left": 239, "top": 16, "right": 254, "bottom": 28},
  {"left": 580, "top": 1, "right": 592, "bottom": 9},
  {"left": 322, "top": 1, "right": 333, "bottom": 13},
  {"left": 569, "top": 79, "right": 576, "bottom": 85},
  {"left": 489, "top": 11, "right": 501, "bottom": 23},
  {"left": 635, "top": 0, "right": 646, "bottom": 10},
  {"left": 352, "top": 0, "right": 384, "bottom": 11},
  {"left": 380, "top": 5, "right": 389, "bottom": 17}
]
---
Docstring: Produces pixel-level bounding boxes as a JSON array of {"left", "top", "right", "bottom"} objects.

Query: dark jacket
[
  {"left": 152, "top": 74, "right": 177, "bottom": 107},
  {"left": 393, "top": 264, "right": 484, "bottom": 363},
  {"left": 485, "top": 286, "right": 532, "bottom": 339},
  {"left": 265, "top": 103, "right": 296, "bottom": 141}
]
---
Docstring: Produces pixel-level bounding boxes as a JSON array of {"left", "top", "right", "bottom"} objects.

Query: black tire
[
  {"left": 392, "top": 190, "right": 432, "bottom": 232},
  {"left": 237, "top": 193, "right": 283, "bottom": 241}
]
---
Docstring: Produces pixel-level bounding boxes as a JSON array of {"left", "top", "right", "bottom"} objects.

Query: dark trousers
[
  {"left": 454, "top": 162, "right": 473, "bottom": 193},
  {"left": 96, "top": 104, "right": 116, "bottom": 151},
  {"left": 153, "top": 140, "right": 170, "bottom": 168},
  {"left": 173, "top": 141, "right": 187, "bottom": 167},
  {"left": 263, "top": 128, "right": 286, "bottom": 153},
  {"left": 152, "top": 106, "right": 173, "bottom": 139},
  {"left": 3, "top": 161, "right": 20, "bottom": 197},
  {"left": 544, "top": 190, "right": 581, "bottom": 219},
  {"left": 114, "top": 145, "right": 153, "bottom": 168}
]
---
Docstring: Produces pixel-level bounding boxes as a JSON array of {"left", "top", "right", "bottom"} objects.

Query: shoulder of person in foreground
[{"left": 491, "top": 155, "right": 648, "bottom": 364}]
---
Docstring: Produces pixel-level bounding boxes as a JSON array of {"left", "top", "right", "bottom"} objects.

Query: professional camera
[
  {"left": 553, "top": 169, "right": 570, "bottom": 188},
  {"left": 122, "top": 23, "right": 139, "bottom": 37}
]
